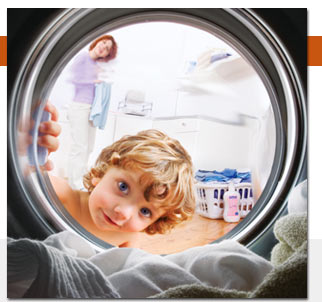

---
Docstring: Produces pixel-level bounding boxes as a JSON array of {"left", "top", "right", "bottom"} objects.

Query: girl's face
[
  {"left": 88, "top": 167, "right": 166, "bottom": 232},
  {"left": 93, "top": 39, "right": 113, "bottom": 59}
]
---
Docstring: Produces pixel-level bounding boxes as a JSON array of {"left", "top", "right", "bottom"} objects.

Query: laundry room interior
[{"left": 48, "top": 21, "right": 276, "bottom": 253}]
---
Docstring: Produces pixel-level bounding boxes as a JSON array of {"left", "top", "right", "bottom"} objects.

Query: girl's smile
[{"left": 102, "top": 210, "right": 120, "bottom": 228}]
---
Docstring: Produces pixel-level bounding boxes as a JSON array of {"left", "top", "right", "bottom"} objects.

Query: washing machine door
[{"left": 7, "top": 8, "right": 307, "bottom": 255}]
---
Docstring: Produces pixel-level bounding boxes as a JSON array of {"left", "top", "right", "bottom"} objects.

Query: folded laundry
[{"left": 195, "top": 168, "right": 251, "bottom": 183}]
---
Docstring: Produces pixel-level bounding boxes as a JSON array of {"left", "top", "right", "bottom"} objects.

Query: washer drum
[{"left": 7, "top": 9, "right": 307, "bottom": 255}]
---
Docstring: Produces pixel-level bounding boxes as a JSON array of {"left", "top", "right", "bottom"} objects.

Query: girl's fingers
[
  {"left": 38, "top": 134, "right": 60, "bottom": 153},
  {"left": 39, "top": 120, "right": 61, "bottom": 137},
  {"left": 42, "top": 160, "right": 54, "bottom": 171},
  {"left": 44, "top": 101, "right": 59, "bottom": 122},
  {"left": 39, "top": 101, "right": 60, "bottom": 170}
]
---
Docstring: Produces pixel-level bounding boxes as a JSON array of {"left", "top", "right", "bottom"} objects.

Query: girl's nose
[{"left": 113, "top": 205, "right": 134, "bottom": 223}]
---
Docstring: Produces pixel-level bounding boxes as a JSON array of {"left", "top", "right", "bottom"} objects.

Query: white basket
[{"left": 195, "top": 182, "right": 255, "bottom": 219}]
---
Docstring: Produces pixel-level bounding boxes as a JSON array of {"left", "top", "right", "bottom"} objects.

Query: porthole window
[{"left": 8, "top": 9, "right": 306, "bottom": 254}]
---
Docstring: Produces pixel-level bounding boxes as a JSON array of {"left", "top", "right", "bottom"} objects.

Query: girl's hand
[{"left": 37, "top": 102, "right": 61, "bottom": 171}]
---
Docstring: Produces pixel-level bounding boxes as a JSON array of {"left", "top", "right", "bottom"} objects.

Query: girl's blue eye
[
  {"left": 140, "top": 207, "right": 152, "bottom": 218},
  {"left": 118, "top": 181, "right": 129, "bottom": 194}
]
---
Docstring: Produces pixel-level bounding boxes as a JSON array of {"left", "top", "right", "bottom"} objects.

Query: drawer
[{"left": 153, "top": 118, "right": 200, "bottom": 133}]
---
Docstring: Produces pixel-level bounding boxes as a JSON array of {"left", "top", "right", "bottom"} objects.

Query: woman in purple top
[{"left": 67, "top": 35, "right": 117, "bottom": 189}]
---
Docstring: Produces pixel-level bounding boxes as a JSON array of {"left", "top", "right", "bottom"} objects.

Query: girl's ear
[{"left": 91, "top": 177, "right": 100, "bottom": 187}]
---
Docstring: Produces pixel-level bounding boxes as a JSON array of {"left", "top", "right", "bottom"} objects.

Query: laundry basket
[{"left": 195, "top": 182, "right": 255, "bottom": 219}]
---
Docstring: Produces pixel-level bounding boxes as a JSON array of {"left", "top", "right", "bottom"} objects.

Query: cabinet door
[
  {"left": 153, "top": 119, "right": 199, "bottom": 162},
  {"left": 114, "top": 115, "right": 153, "bottom": 141}
]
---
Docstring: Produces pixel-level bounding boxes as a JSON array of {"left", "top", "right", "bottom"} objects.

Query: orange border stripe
[
  {"left": 308, "top": 36, "right": 322, "bottom": 66},
  {"left": 0, "top": 36, "right": 7, "bottom": 66},
  {"left": 0, "top": 36, "right": 321, "bottom": 67}
]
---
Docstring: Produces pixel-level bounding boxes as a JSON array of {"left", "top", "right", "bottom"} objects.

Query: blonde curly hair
[{"left": 83, "top": 129, "right": 195, "bottom": 235}]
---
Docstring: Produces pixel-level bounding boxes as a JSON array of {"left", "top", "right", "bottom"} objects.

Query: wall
[{"left": 48, "top": 21, "right": 275, "bottom": 195}]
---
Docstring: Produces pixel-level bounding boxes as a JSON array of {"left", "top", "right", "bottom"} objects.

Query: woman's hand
[{"left": 37, "top": 102, "right": 61, "bottom": 171}]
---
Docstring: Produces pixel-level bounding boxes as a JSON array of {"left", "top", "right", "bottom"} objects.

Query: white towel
[{"left": 8, "top": 231, "right": 273, "bottom": 298}]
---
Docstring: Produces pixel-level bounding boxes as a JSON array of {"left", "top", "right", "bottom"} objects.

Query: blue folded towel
[{"left": 195, "top": 168, "right": 251, "bottom": 183}]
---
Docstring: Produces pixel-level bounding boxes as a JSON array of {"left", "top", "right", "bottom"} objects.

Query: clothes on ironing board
[
  {"left": 89, "top": 82, "right": 111, "bottom": 130},
  {"left": 195, "top": 168, "right": 251, "bottom": 183}
]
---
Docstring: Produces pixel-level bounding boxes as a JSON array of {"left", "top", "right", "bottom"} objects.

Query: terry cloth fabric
[
  {"left": 195, "top": 168, "right": 251, "bottom": 183},
  {"left": 7, "top": 232, "right": 272, "bottom": 299},
  {"left": 250, "top": 212, "right": 307, "bottom": 298},
  {"left": 150, "top": 213, "right": 307, "bottom": 299},
  {"left": 270, "top": 213, "right": 308, "bottom": 266},
  {"left": 89, "top": 82, "right": 111, "bottom": 130}
]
